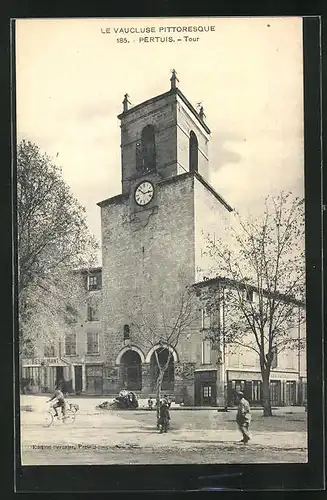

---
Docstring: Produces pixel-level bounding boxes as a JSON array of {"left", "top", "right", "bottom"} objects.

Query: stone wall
[{"left": 100, "top": 174, "right": 197, "bottom": 367}]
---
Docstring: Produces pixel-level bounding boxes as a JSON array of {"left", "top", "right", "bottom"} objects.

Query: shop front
[
  {"left": 21, "top": 357, "right": 72, "bottom": 393},
  {"left": 194, "top": 369, "right": 217, "bottom": 406},
  {"left": 227, "top": 370, "right": 301, "bottom": 407},
  {"left": 21, "top": 365, "right": 42, "bottom": 393}
]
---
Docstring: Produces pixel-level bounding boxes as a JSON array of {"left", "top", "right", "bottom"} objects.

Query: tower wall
[
  {"left": 194, "top": 178, "right": 231, "bottom": 282},
  {"left": 120, "top": 94, "right": 178, "bottom": 194},
  {"left": 176, "top": 95, "right": 210, "bottom": 181},
  {"left": 100, "top": 175, "right": 198, "bottom": 382}
]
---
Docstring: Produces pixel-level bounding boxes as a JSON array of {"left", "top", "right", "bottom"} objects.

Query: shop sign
[{"left": 22, "top": 357, "right": 67, "bottom": 366}]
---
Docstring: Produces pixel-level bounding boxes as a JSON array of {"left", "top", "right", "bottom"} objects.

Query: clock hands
[
  {"left": 138, "top": 186, "right": 152, "bottom": 195},
  {"left": 137, "top": 190, "right": 151, "bottom": 197},
  {"left": 135, "top": 182, "right": 154, "bottom": 206}
]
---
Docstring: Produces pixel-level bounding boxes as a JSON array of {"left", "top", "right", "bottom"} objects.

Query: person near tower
[
  {"left": 236, "top": 390, "right": 251, "bottom": 444},
  {"left": 158, "top": 397, "right": 171, "bottom": 433}
]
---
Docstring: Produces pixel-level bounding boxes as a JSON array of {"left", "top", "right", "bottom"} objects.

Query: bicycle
[
  {"left": 43, "top": 401, "right": 77, "bottom": 427},
  {"left": 68, "top": 401, "right": 79, "bottom": 413}
]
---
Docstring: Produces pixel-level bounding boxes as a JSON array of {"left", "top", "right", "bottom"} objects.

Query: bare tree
[
  {"left": 17, "top": 140, "right": 99, "bottom": 356},
  {"left": 201, "top": 192, "right": 306, "bottom": 416},
  {"left": 129, "top": 284, "right": 199, "bottom": 416}
]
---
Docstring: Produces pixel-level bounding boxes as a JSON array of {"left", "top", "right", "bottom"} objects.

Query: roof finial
[
  {"left": 122, "top": 93, "right": 131, "bottom": 112},
  {"left": 196, "top": 101, "right": 206, "bottom": 121},
  {"left": 199, "top": 106, "right": 206, "bottom": 120},
  {"left": 170, "top": 69, "right": 179, "bottom": 89}
]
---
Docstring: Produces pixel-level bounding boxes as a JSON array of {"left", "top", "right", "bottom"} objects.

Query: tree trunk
[
  {"left": 156, "top": 371, "right": 164, "bottom": 423},
  {"left": 262, "top": 371, "right": 272, "bottom": 416}
]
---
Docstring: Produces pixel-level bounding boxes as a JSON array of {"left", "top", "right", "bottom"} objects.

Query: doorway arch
[{"left": 120, "top": 349, "right": 142, "bottom": 391}]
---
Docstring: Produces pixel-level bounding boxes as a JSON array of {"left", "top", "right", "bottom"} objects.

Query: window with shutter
[
  {"left": 65, "top": 333, "right": 76, "bottom": 355},
  {"left": 87, "top": 332, "right": 99, "bottom": 354},
  {"left": 87, "top": 275, "right": 98, "bottom": 290},
  {"left": 87, "top": 304, "right": 99, "bottom": 322},
  {"left": 202, "top": 339, "right": 212, "bottom": 364}
]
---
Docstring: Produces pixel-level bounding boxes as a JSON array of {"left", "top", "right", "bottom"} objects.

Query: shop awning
[
  {"left": 22, "top": 357, "right": 71, "bottom": 367},
  {"left": 194, "top": 368, "right": 217, "bottom": 372}
]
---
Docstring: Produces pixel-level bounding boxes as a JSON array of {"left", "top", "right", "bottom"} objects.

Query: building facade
[
  {"left": 21, "top": 72, "right": 307, "bottom": 406},
  {"left": 21, "top": 267, "right": 104, "bottom": 394},
  {"left": 194, "top": 277, "right": 307, "bottom": 407}
]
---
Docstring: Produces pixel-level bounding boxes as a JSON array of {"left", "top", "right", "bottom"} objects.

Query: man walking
[
  {"left": 236, "top": 390, "right": 251, "bottom": 444},
  {"left": 158, "top": 398, "right": 170, "bottom": 433}
]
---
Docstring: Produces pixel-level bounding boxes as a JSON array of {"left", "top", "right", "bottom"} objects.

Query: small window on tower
[
  {"left": 189, "top": 131, "right": 198, "bottom": 173},
  {"left": 123, "top": 324, "right": 130, "bottom": 341}
]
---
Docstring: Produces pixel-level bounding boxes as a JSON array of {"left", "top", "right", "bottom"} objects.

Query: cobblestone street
[{"left": 20, "top": 395, "right": 307, "bottom": 465}]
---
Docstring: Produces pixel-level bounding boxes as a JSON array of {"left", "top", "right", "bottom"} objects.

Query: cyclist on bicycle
[{"left": 47, "top": 386, "right": 66, "bottom": 418}]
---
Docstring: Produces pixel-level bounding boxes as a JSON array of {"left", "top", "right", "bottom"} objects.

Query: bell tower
[
  {"left": 98, "top": 71, "right": 232, "bottom": 400},
  {"left": 118, "top": 70, "right": 211, "bottom": 196}
]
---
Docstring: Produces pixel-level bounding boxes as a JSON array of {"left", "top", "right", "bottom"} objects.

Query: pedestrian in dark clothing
[
  {"left": 236, "top": 391, "right": 251, "bottom": 444},
  {"left": 163, "top": 395, "right": 171, "bottom": 408},
  {"left": 162, "top": 395, "right": 171, "bottom": 429},
  {"left": 158, "top": 399, "right": 170, "bottom": 433}
]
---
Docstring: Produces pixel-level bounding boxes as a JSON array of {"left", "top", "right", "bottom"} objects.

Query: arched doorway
[
  {"left": 120, "top": 350, "right": 142, "bottom": 391},
  {"left": 150, "top": 348, "right": 174, "bottom": 391}
]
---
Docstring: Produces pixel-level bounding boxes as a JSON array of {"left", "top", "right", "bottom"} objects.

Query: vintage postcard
[{"left": 15, "top": 16, "right": 308, "bottom": 467}]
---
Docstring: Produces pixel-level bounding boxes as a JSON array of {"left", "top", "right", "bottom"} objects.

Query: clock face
[{"left": 134, "top": 181, "right": 154, "bottom": 206}]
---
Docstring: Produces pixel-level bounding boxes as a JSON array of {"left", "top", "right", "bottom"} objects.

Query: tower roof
[{"left": 118, "top": 72, "right": 210, "bottom": 134}]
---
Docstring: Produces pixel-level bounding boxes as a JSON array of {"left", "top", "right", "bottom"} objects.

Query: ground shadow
[
  {"left": 116, "top": 430, "right": 155, "bottom": 434},
  {"left": 172, "top": 439, "right": 238, "bottom": 445},
  {"left": 116, "top": 426, "right": 178, "bottom": 434}
]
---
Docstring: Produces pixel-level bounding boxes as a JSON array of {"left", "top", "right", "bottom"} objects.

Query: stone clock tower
[{"left": 98, "top": 71, "right": 233, "bottom": 403}]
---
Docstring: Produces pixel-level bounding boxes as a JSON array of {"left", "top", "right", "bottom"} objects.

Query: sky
[{"left": 15, "top": 17, "right": 304, "bottom": 256}]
